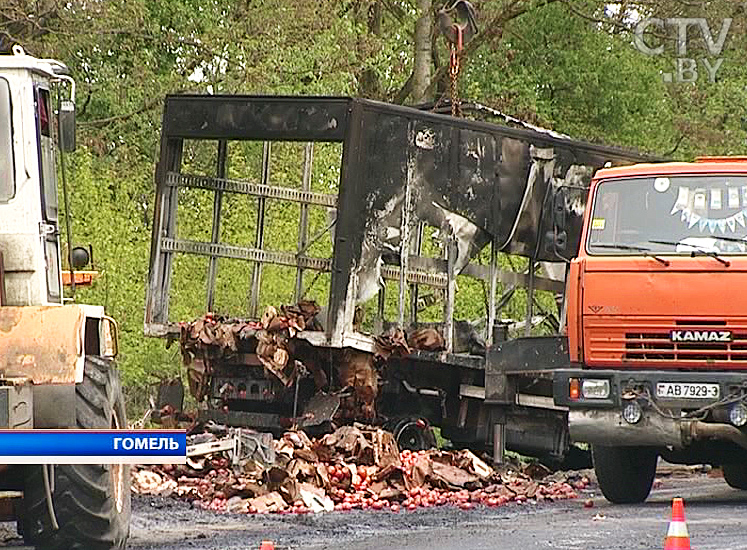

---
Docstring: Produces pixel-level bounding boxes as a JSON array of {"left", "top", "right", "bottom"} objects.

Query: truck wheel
[
  {"left": 388, "top": 417, "right": 438, "bottom": 451},
  {"left": 722, "top": 463, "right": 747, "bottom": 490},
  {"left": 20, "top": 356, "right": 131, "bottom": 550},
  {"left": 592, "top": 445, "right": 657, "bottom": 504}
]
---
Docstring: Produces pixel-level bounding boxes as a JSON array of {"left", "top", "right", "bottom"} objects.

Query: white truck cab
[
  {"left": 0, "top": 46, "right": 130, "bottom": 550},
  {"left": 0, "top": 45, "right": 71, "bottom": 307}
]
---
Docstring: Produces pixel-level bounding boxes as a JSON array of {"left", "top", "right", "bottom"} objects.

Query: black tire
[
  {"left": 592, "top": 445, "right": 658, "bottom": 504},
  {"left": 20, "top": 356, "right": 131, "bottom": 550},
  {"left": 722, "top": 463, "right": 747, "bottom": 490},
  {"left": 388, "top": 417, "right": 438, "bottom": 451}
]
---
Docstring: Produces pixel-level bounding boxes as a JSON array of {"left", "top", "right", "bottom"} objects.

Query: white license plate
[{"left": 656, "top": 382, "right": 720, "bottom": 400}]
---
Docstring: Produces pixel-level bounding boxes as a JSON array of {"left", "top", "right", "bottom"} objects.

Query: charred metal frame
[
  {"left": 145, "top": 95, "right": 658, "bottom": 460},
  {"left": 146, "top": 96, "right": 653, "bottom": 356}
]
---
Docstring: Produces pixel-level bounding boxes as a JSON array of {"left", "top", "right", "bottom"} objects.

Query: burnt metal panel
[
  {"left": 199, "top": 409, "right": 283, "bottom": 431},
  {"left": 485, "top": 336, "right": 570, "bottom": 403},
  {"left": 145, "top": 95, "right": 658, "bottom": 338},
  {"left": 162, "top": 95, "right": 350, "bottom": 142},
  {"left": 488, "top": 336, "right": 570, "bottom": 373},
  {"left": 324, "top": 99, "right": 653, "bottom": 340},
  {"left": 354, "top": 98, "right": 653, "bottom": 165},
  {"left": 327, "top": 100, "right": 367, "bottom": 344},
  {"left": 406, "top": 350, "right": 484, "bottom": 370},
  {"left": 146, "top": 130, "right": 182, "bottom": 329}
]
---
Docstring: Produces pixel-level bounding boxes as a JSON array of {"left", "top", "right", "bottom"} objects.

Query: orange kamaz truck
[{"left": 554, "top": 157, "right": 747, "bottom": 503}]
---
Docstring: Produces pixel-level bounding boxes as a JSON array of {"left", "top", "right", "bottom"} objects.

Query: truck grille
[
  {"left": 585, "top": 319, "right": 747, "bottom": 367},
  {"left": 624, "top": 332, "right": 747, "bottom": 362}
]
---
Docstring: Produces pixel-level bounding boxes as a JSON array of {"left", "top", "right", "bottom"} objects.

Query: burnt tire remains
[
  {"left": 388, "top": 417, "right": 438, "bottom": 451},
  {"left": 592, "top": 444, "right": 657, "bottom": 504},
  {"left": 20, "top": 355, "right": 131, "bottom": 550}
]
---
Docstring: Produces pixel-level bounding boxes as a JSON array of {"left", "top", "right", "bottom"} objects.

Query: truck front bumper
[{"left": 554, "top": 369, "right": 747, "bottom": 449}]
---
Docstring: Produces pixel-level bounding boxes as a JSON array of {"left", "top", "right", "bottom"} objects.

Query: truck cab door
[{"left": 34, "top": 85, "right": 62, "bottom": 304}]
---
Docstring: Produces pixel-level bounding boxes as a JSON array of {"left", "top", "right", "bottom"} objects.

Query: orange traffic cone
[
  {"left": 259, "top": 541, "right": 275, "bottom": 550},
  {"left": 664, "top": 497, "right": 691, "bottom": 550}
]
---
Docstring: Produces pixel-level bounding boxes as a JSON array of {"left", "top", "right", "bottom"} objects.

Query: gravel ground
[{"left": 2, "top": 472, "right": 745, "bottom": 549}]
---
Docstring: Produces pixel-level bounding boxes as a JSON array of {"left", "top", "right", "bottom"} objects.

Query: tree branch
[
  {"left": 79, "top": 96, "right": 162, "bottom": 129},
  {"left": 393, "top": 72, "right": 414, "bottom": 104},
  {"left": 420, "top": 0, "right": 563, "bottom": 98}
]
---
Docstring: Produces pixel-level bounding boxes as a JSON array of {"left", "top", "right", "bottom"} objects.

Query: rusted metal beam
[
  {"left": 145, "top": 136, "right": 182, "bottom": 326},
  {"left": 161, "top": 238, "right": 454, "bottom": 288},
  {"left": 162, "top": 238, "right": 331, "bottom": 271},
  {"left": 296, "top": 143, "right": 314, "bottom": 302},
  {"left": 487, "top": 238, "right": 498, "bottom": 345},
  {"left": 410, "top": 222, "right": 424, "bottom": 325},
  {"left": 206, "top": 140, "right": 228, "bottom": 312},
  {"left": 525, "top": 260, "right": 536, "bottom": 338},
  {"left": 165, "top": 172, "right": 337, "bottom": 207},
  {"left": 444, "top": 237, "right": 457, "bottom": 353},
  {"left": 249, "top": 142, "right": 271, "bottom": 318}
]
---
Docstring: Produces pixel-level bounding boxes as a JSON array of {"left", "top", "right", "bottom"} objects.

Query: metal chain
[
  {"left": 449, "top": 44, "right": 461, "bottom": 117},
  {"left": 448, "top": 26, "right": 464, "bottom": 117}
]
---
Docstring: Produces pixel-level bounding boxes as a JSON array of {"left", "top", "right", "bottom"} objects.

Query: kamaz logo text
[{"left": 670, "top": 330, "right": 733, "bottom": 343}]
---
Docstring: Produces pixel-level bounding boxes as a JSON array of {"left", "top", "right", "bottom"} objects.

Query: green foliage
[{"left": 60, "top": 148, "right": 178, "bottom": 410}]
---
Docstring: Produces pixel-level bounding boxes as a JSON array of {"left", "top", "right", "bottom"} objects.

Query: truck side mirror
[
  {"left": 58, "top": 99, "right": 76, "bottom": 152},
  {"left": 553, "top": 187, "right": 567, "bottom": 232},
  {"left": 544, "top": 187, "right": 569, "bottom": 254}
]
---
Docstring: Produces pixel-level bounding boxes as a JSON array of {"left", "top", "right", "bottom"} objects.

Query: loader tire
[
  {"left": 592, "top": 445, "right": 657, "bottom": 504},
  {"left": 722, "top": 463, "right": 747, "bottom": 490},
  {"left": 20, "top": 356, "right": 131, "bottom": 550}
]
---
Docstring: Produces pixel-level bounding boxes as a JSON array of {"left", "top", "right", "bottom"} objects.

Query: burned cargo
[
  {"left": 145, "top": 96, "right": 653, "bottom": 463},
  {"left": 132, "top": 424, "right": 588, "bottom": 514}
]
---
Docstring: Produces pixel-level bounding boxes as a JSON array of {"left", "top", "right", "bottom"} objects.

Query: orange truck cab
[{"left": 554, "top": 158, "right": 747, "bottom": 503}]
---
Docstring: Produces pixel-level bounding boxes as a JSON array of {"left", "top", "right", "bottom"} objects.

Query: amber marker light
[{"left": 569, "top": 378, "right": 581, "bottom": 400}]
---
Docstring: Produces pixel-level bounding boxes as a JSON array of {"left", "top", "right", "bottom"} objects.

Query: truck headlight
[
  {"left": 581, "top": 379, "right": 610, "bottom": 399},
  {"left": 729, "top": 404, "right": 747, "bottom": 427},
  {"left": 623, "top": 402, "right": 643, "bottom": 424}
]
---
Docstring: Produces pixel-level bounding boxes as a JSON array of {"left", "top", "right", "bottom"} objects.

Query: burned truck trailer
[{"left": 145, "top": 96, "right": 652, "bottom": 462}]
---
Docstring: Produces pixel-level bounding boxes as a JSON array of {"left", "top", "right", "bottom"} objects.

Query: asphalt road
[
  {"left": 2, "top": 472, "right": 745, "bottom": 549},
  {"left": 126, "top": 472, "right": 745, "bottom": 550}
]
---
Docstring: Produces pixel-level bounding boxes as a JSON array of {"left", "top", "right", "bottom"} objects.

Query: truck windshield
[
  {"left": 0, "top": 77, "right": 13, "bottom": 202},
  {"left": 588, "top": 175, "right": 747, "bottom": 255}
]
